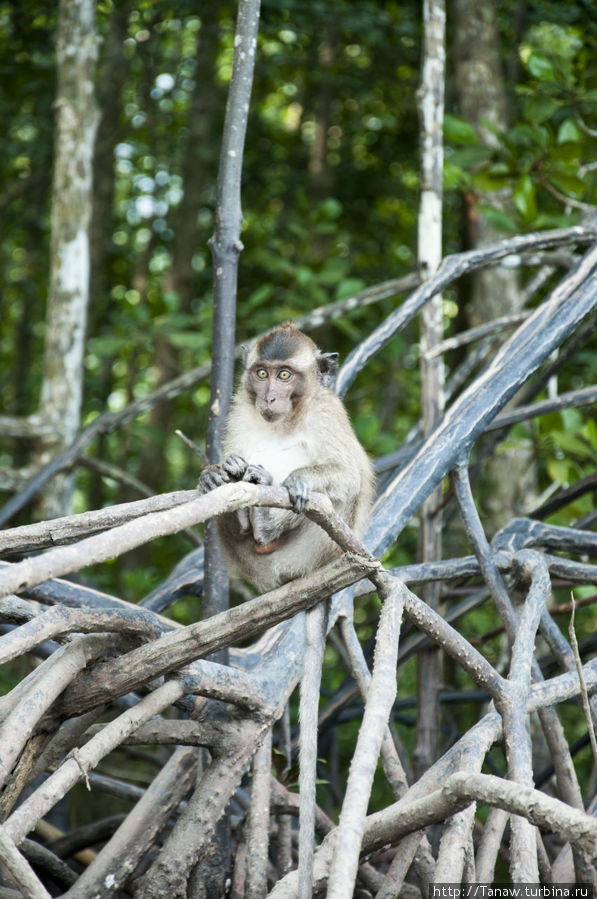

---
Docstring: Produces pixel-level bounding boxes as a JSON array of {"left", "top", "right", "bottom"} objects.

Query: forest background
[
  {"left": 1, "top": 0, "right": 597, "bottom": 894},
  {"left": 3, "top": 0, "right": 596, "bottom": 588}
]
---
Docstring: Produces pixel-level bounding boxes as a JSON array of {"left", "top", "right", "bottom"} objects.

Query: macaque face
[{"left": 249, "top": 361, "right": 305, "bottom": 421}]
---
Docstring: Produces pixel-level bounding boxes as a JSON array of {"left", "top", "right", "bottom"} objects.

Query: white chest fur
[{"left": 234, "top": 420, "right": 312, "bottom": 485}]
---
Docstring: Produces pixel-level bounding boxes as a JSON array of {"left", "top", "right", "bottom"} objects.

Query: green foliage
[{"left": 445, "top": 17, "right": 597, "bottom": 232}]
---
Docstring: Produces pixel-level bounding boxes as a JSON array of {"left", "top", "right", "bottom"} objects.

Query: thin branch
[
  {"left": 327, "top": 577, "right": 405, "bottom": 899},
  {"left": 246, "top": 728, "right": 273, "bottom": 898},
  {"left": 576, "top": 113, "right": 597, "bottom": 139},
  {"left": 537, "top": 174, "right": 595, "bottom": 211},
  {"left": 424, "top": 311, "right": 530, "bottom": 359},
  {"left": 0, "top": 489, "right": 197, "bottom": 556},
  {"left": 0, "top": 635, "right": 111, "bottom": 792},
  {"left": 0, "top": 827, "right": 52, "bottom": 899},
  {"left": 62, "top": 746, "right": 198, "bottom": 899},
  {"left": 337, "top": 224, "right": 597, "bottom": 397},
  {"left": 298, "top": 603, "right": 327, "bottom": 899},
  {"left": 569, "top": 593, "right": 597, "bottom": 764},
  {"left": 4, "top": 679, "right": 185, "bottom": 845}
]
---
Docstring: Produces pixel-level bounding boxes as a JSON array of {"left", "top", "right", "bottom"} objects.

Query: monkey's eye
[
  {"left": 255, "top": 368, "right": 268, "bottom": 379},
  {"left": 278, "top": 369, "right": 292, "bottom": 381}
]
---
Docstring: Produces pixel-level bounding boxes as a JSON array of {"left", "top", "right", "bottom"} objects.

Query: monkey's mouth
[{"left": 260, "top": 408, "right": 282, "bottom": 422}]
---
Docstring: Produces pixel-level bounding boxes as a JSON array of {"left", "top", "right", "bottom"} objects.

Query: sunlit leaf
[
  {"left": 527, "top": 52, "right": 556, "bottom": 81},
  {"left": 557, "top": 118, "right": 583, "bottom": 143},
  {"left": 513, "top": 174, "right": 538, "bottom": 223}
]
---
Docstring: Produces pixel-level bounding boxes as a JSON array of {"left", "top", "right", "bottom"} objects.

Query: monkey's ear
[{"left": 317, "top": 352, "right": 339, "bottom": 389}]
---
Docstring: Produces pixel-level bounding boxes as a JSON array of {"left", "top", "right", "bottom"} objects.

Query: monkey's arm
[{"left": 250, "top": 461, "right": 359, "bottom": 546}]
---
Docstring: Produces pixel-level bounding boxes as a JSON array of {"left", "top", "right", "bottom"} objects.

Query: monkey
[{"left": 198, "top": 322, "right": 375, "bottom": 593}]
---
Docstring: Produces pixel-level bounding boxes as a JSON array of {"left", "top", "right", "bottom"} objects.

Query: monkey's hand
[
  {"left": 198, "top": 454, "right": 248, "bottom": 492},
  {"left": 282, "top": 473, "right": 311, "bottom": 514}
]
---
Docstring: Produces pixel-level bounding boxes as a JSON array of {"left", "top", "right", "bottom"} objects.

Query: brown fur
[{"left": 201, "top": 325, "right": 375, "bottom": 592}]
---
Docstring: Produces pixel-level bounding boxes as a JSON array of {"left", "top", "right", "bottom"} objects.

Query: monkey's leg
[
  {"left": 244, "top": 465, "right": 291, "bottom": 546},
  {"left": 281, "top": 472, "right": 310, "bottom": 513},
  {"left": 237, "top": 463, "right": 273, "bottom": 536},
  {"left": 250, "top": 470, "right": 311, "bottom": 546}
]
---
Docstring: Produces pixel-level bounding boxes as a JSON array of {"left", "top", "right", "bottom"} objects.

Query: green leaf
[
  {"left": 476, "top": 204, "right": 518, "bottom": 233},
  {"left": 527, "top": 53, "right": 556, "bottom": 81},
  {"left": 553, "top": 431, "right": 593, "bottom": 459},
  {"left": 319, "top": 257, "right": 349, "bottom": 286},
  {"left": 472, "top": 168, "right": 511, "bottom": 192},
  {"left": 507, "top": 123, "right": 541, "bottom": 148},
  {"left": 317, "top": 197, "right": 342, "bottom": 220},
  {"left": 444, "top": 114, "right": 479, "bottom": 145},
  {"left": 443, "top": 161, "right": 470, "bottom": 190},
  {"left": 524, "top": 95, "right": 560, "bottom": 124},
  {"left": 557, "top": 118, "right": 583, "bottom": 143},
  {"left": 551, "top": 141, "right": 583, "bottom": 162},
  {"left": 584, "top": 418, "right": 597, "bottom": 452},
  {"left": 88, "top": 335, "right": 135, "bottom": 356},
  {"left": 560, "top": 408, "right": 582, "bottom": 431},
  {"left": 513, "top": 175, "right": 538, "bottom": 223},
  {"left": 296, "top": 266, "right": 317, "bottom": 287},
  {"left": 550, "top": 172, "right": 585, "bottom": 197},
  {"left": 533, "top": 211, "right": 580, "bottom": 229},
  {"left": 447, "top": 146, "right": 492, "bottom": 168},
  {"left": 547, "top": 458, "right": 571, "bottom": 486}
]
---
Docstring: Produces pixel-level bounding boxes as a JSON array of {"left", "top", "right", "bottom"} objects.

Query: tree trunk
[
  {"left": 202, "top": 0, "right": 261, "bottom": 629},
  {"left": 453, "top": 0, "right": 521, "bottom": 323},
  {"left": 453, "top": 0, "right": 537, "bottom": 531},
  {"left": 415, "top": 0, "right": 446, "bottom": 780},
  {"left": 36, "top": 0, "right": 99, "bottom": 519},
  {"left": 87, "top": 1, "right": 130, "bottom": 511}
]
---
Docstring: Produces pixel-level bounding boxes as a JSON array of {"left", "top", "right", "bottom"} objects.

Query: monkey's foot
[
  {"left": 197, "top": 454, "right": 248, "bottom": 492},
  {"left": 282, "top": 473, "right": 311, "bottom": 514},
  {"left": 243, "top": 463, "right": 273, "bottom": 486},
  {"left": 222, "top": 454, "right": 248, "bottom": 479}
]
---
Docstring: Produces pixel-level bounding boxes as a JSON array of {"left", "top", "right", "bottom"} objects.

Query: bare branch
[
  {"left": 0, "top": 828, "right": 52, "bottom": 899},
  {"left": 0, "top": 489, "right": 197, "bottom": 556},
  {"left": 569, "top": 593, "right": 597, "bottom": 764},
  {"left": 337, "top": 225, "right": 597, "bottom": 397},
  {"left": 246, "top": 728, "right": 273, "bottom": 898},
  {"left": 4, "top": 679, "right": 185, "bottom": 845},
  {"left": 327, "top": 577, "right": 405, "bottom": 898}
]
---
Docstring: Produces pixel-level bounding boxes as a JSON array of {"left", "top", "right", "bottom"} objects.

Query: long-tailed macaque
[{"left": 199, "top": 323, "right": 374, "bottom": 592}]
